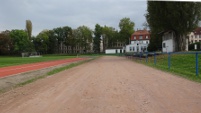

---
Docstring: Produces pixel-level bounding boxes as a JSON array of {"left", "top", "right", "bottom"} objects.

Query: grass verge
[{"left": 128, "top": 54, "right": 201, "bottom": 83}]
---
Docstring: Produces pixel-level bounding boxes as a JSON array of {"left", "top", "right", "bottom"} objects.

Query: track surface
[
  {"left": 0, "top": 56, "right": 201, "bottom": 113},
  {"left": 0, "top": 58, "right": 85, "bottom": 78}
]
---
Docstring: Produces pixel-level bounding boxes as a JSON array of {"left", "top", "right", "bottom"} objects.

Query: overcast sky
[{"left": 0, "top": 0, "right": 147, "bottom": 36}]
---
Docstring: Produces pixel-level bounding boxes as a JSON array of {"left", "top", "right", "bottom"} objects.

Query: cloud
[{"left": 0, "top": 0, "right": 147, "bottom": 36}]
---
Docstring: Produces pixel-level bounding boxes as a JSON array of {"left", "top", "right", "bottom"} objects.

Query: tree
[
  {"left": 10, "top": 29, "right": 33, "bottom": 54},
  {"left": 146, "top": 1, "right": 201, "bottom": 51},
  {"left": 62, "top": 26, "right": 73, "bottom": 53},
  {"left": 76, "top": 26, "right": 93, "bottom": 53},
  {"left": 34, "top": 30, "right": 49, "bottom": 54},
  {"left": 0, "top": 31, "right": 12, "bottom": 55},
  {"left": 102, "top": 26, "right": 119, "bottom": 50},
  {"left": 71, "top": 29, "right": 79, "bottom": 53},
  {"left": 47, "top": 30, "right": 58, "bottom": 54},
  {"left": 119, "top": 17, "right": 135, "bottom": 44},
  {"left": 93, "top": 24, "right": 102, "bottom": 53},
  {"left": 26, "top": 20, "right": 32, "bottom": 40}
]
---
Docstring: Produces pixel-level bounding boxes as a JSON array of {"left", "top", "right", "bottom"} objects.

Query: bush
[{"left": 189, "top": 42, "right": 201, "bottom": 51}]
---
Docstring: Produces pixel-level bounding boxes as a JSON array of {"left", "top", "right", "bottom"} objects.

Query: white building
[
  {"left": 188, "top": 27, "right": 201, "bottom": 44},
  {"left": 162, "top": 30, "right": 188, "bottom": 53},
  {"left": 125, "top": 29, "right": 150, "bottom": 53}
]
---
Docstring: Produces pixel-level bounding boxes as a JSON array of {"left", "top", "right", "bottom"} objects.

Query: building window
[
  {"left": 139, "top": 36, "right": 143, "bottom": 39},
  {"left": 133, "top": 47, "right": 135, "bottom": 51},
  {"left": 146, "top": 41, "right": 149, "bottom": 44},
  {"left": 146, "top": 36, "right": 148, "bottom": 39},
  {"left": 130, "top": 47, "right": 132, "bottom": 51},
  {"left": 163, "top": 43, "right": 166, "bottom": 48},
  {"left": 134, "top": 36, "right": 136, "bottom": 39},
  {"left": 199, "top": 35, "right": 201, "bottom": 38}
]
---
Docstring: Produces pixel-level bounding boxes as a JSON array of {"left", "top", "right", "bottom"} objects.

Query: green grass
[
  {"left": 134, "top": 53, "right": 201, "bottom": 83},
  {"left": 0, "top": 55, "right": 76, "bottom": 67}
]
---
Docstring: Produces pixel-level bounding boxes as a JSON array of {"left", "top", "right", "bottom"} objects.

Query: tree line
[{"left": 0, "top": 18, "right": 134, "bottom": 55}]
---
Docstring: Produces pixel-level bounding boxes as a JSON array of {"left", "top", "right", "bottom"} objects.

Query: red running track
[{"left": 0, "top": 58, "right": 86, "bottom": 78}]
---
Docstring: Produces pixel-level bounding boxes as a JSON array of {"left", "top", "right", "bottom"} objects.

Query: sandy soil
[{"left": 0, "top": 56, "right": 201, "bottom": 113}]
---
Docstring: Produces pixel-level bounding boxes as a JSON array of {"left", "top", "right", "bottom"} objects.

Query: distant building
[
  {"left": 58, "top": 41, "right": 93, "bottom": 54},
  {"left": 188, "top": 27, "right": 201, "bottom": 44},
  {"left": 125, "top": 29, "right": 150, "bottom": 53}
]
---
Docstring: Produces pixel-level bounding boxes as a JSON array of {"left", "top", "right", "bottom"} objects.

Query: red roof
[
  {"left": 194, "top": 27, "right": 201, "bottom": 35},
  {"left": 131, "top": 29, "right": 150, "bottom": 41}
]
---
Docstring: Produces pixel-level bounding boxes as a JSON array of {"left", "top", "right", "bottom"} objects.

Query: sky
[{"left": 0, "top": 0, "right": 147, "bottom": 36}]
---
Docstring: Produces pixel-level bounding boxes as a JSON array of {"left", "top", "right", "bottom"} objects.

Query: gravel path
[{"left": 0, "top": 56, "right": 201, "bottom": 113}]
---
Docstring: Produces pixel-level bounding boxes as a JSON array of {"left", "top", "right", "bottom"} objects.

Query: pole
[
  {"left": 154, "top": 52, "right": 156, "bottom": 65},
  {"left": 196, "top": 52, "right": 199, "bottom": 77},
  {"left": 168, "top": 52, "right": 171, "bottom": 70}
]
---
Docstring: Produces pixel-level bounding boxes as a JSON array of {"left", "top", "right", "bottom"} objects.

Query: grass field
[
  {"left": 0, "top": 55, "right": 76, "bottom": 67},
  {"left": 133, "top": 53, "right": 201, "bottom": 82}
]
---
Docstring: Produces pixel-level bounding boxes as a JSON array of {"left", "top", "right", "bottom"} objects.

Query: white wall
[
  {"left": 105, "top": 49, "right": 116, "bottom": 54},
  {"left": 105, "top": 49, "right": 123, "bottom": 54},
  {"left": 125, "top": 43, "right": 148, "bottom": 53},
  {"left": 162, "top": 39, "right": 173, "bottom": 53}
]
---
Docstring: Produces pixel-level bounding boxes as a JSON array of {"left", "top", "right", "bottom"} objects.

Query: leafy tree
[
  {"left": 34, "top": 30, "right": 49, "bottom": 54},
  {"left": 62, "top": 26, "right": 73, "bottom": 53},
  {"left": 26, "top": 20, "right": 32, "bottom": 40},
  {"left": 119, "top": 17, "right": 135, "bottom": 44},
  {"left": 147, "top": 32, "right": 162, "bottom": 52},
  {"left": 0, "top": 31, "right": 12, "bottom": 55},
  {"left": 71, "top": 29, "right": 79, "bottom": 53},
  {"left": 77, "top": 26, "right": 93, "bottom": 53},
  {"left": 47, "top": 30, "right": 58, "bottom": 54},
  {"left": 102, "top": 26, "right": 119, "bottom": 50},
  {"left": 146, "top": 1, "right": 201, "bottom": 51},
  {"left": 93, "top": 24, "right": 102, "bottom": 53},
  {"left": 10, "top": 29, "right": 33, "bottom": 54},
  {"left": 52, "top": 26, "right": 72, "bottom": 53}
]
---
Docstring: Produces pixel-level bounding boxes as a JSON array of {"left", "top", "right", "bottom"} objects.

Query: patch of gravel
[{"left": 0, "top": 61, "right": 80, "bottom": 93}]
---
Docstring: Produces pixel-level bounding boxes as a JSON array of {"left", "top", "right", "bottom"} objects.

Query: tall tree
[
  {"left": 34, "top": 30, "right": 49, "bottom": 54},
  {"left": 93, "top": 24, "right": 102, "bottom": 53},
  {"left": 0, "top": 31, "right": 12, "bottom": 55},
  {"left": 47, "top": 30, "right": 58, "bottom": 54},
  {"left": 102, "top": 26, "right": 118, "bottom": 50},
  {"left": 71, "top": 29, "right": 79, "bottom": 53},
  {"left": 146, "top": 1, "right": 201, "bottom": 51},
  {"left": 10, "top": 29, "right": 33, "bottom": 54},
  {"left": 26, "top": 20, "right": 32, "bottom": 40},
  {"left": 77, "top": 26, "right": 93, "bottom": 53},
  {"left": 119, "top": 17, "right": 135, "bottom": 44}
]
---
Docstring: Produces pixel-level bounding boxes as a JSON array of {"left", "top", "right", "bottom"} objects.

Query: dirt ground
[{"left": 0, "top": 56, "right": 201, "bottom": 113}]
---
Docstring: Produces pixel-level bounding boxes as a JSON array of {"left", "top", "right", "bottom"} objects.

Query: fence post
[
  {"left": 196, "top": 52, "right": 199, "bottom": 76},
  {"left": 146, "top": 53, "right": 148, "bottom": 63},
  {"left": 168, "top": 52, "right": 171, "bottom": 70},
  {"left": 154, "top": 52, "right": 156, "bottom": 65}
]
